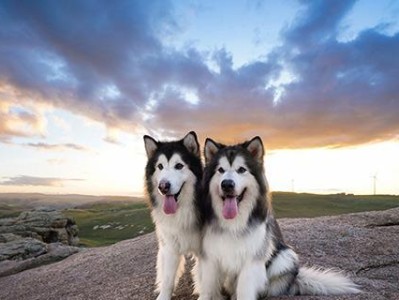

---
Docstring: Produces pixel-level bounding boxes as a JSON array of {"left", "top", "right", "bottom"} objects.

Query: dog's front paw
[{"left": 156, "top": 293, "right": 171, "bottom": 300}]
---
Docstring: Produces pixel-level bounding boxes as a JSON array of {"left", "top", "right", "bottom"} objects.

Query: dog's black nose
[
  {"left": 158, "top": 180, "right": 171, "bottom": 195},
  {"left": 221, "top": 179, "right": 235, "bottom": 193}
]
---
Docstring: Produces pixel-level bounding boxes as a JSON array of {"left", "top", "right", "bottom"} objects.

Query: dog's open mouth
[
  {"left": 163, "top": 183, "right": 185, "bottom": 215},
  {"left": 221, "top": 188, "right": 246, "bottom": 219},
  {"left": 221, "top": 188, "right": 246, "bottom": 202}
]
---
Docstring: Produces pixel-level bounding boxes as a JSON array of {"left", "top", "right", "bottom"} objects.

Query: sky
[{"left": 0, "top": 0, "right": 398, "bottom": 196}]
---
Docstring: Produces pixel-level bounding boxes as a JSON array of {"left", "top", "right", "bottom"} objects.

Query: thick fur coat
[
  {"left": 144, "top": 131, "right": 203, "bottom": 300},
  {"left": 197, "top": 137, "right": 360, "bottom": 300}
]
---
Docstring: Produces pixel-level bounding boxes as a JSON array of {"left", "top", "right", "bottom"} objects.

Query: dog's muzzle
[{"left": 158, "top": 180, "right": 171, "bottom": 195}]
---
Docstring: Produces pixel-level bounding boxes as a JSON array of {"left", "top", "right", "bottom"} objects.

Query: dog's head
[
  {"left": 143, "top": 131, "right": 202, "bottom": 215},
  {"left": 204, "top": 136, "right": 268, "bottom": 229}
]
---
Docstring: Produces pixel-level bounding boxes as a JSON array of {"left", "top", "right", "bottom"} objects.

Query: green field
[
  {"left": 1, "top": 193, "right": 399, "bottom": 247},
  {"left": 272, "top": 192, "right": 399, "bottom": 218},
  {"left": 63, "top": 202, "right": 154, "bottom": 247}
]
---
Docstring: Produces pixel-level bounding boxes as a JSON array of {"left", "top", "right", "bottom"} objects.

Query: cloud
[
  {"left": 103, "top": 127, "right": 123, "bottom": 145},
  {"left": 24, "top": 142, "right": 89, "bottom": 152},
  {"left": 1, "top": 0, "right": 178, "bottom": 125},
  {"left": 145, "top": 0, "right": 399, "bottom": 148},
  {"left": 46, "top": 158, "right": 67, "bottom": 165},
  {"left": 0, "top": 0, "right": 398, "bottom": 149},
  {"left": 0, "top": 85, "right": 47, "bottom": 141},
  {"left": 283, "top": 0, "right": 357, "bottom": 48},
  {"left": 269, "top": 0, "right": 399, "bottom": 148},
  {"left": 0, "top": 109, "right": 42, "bottom": 141},
  {"left": 0, "top": 175, "right": 83, "bottom": 187}
]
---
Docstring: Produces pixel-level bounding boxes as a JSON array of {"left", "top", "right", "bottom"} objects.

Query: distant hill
[
  {"left": 272, "top": 192, "right": 399, "bottom": 218},
  {"left": 0, "top": 193, "right": 145, "bottom": 215}
]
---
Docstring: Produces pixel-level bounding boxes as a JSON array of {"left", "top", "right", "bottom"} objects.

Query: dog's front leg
[
  {"left": 197, "top": 258, "right": 223, "bottom": 300},
  {"left": 236, "top": 261, "right": 267, "bottom": 300},
  {"left": 156, "top": 246, "right": 180, "bottom": 300}
]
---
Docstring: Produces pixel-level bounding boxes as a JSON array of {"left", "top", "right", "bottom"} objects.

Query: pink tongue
[
  {"left": 163, "top": 195, "right": 178, "bottom": 214},
  {"left": 222, "top": 197, "right": 238, "bottom": 219}
]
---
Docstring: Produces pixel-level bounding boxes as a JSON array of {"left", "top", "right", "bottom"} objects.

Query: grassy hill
[
  {"left": 63, "top": 202, "right": 153, "bottom": 247},
  {"left": 1, "top": 192, "right": 399, "bottom": 247},
  {"left": 272, "top": 192, "right": 399, "bottom": 218}
]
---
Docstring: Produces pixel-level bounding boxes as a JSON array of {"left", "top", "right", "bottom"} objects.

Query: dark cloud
[
  {"left": 0, "top": 175, "right": 83, "bottom": 187},
  {"left": 0, "top": 0, "right": 398, "bottom": 149},
  {"left": 271, "top": 2, "right": 399, "bottom": 148},
  {"left": 0, "top": 0, "right": 183, "bottom": 123},
  {"left": 284, "top": 0, "right": 357, "bottom": 48}
]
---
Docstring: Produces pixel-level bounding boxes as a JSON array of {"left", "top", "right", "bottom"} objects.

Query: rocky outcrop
[
  {"left": 0, "top": 207, "right": 79, "bottom": 246},
  {"left": 0, "top": 236, "right": 47, "bottom": 261},
  {"left": 1, "top": 208, "right": 398, "bottom": 300},
  {"left": 0, "top": 208, "right": 80, "bottom": 277}
]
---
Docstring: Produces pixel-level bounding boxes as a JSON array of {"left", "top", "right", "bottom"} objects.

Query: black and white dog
[
  {"left": 197, "top": 136, "right": 360, "bottom": 300},
  {"left": 143, "top": 131, "right": 203, "bottom": 300}
]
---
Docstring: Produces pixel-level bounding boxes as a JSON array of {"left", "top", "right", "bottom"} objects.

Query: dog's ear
[
  {"left": 182, "top": 131, "right": 200, "bottom": 157},
  {"left": 244, "top": 136, "right": 264, "bottom": 163},
  {"left": 204, "top": 138, "right": 221, "bottom": 164},
  {"left": 143, "top": 135, "right": 158, "bottom": 158}
]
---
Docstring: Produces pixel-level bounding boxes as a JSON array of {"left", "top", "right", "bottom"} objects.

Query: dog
[
  {"left": 197, "top": 136, "right": 360, "bottom": 300},
  {"left": 143, "top": 131, "right": 203, "bottom": 300}
]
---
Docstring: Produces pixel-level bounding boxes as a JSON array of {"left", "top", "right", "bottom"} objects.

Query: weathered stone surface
[
  {"left": 0, "top": 238, "right": 47, "bottom": 261},
  {"left": 0, "top": 208, "right": 398, "bottom": 300},
  {"left": 0, "top": 208, "right": 81, "bottom": 277},
  {"left": 0, "top": 208, "right": 79, "bottom": 246},
  {"left": 0, "top": 243, "right": 80, "bottom": 277},
  {"left": 0, "top": 233, "right": 21, "bottom": 243}
]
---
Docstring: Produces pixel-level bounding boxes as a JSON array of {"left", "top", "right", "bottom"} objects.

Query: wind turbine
[{"left": 371, "top": 173, "right": 378, "bottom": 195}]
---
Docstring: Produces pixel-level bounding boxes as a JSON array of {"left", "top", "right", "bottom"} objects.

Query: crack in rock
[
  {"left": 366, "top": 222, "right": 399, "bottom": 228},
  {"left": 356, "top": 260, "right": 399, "bottom": 274}
]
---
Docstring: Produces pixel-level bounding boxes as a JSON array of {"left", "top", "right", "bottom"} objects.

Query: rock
[
  {"left": 1, "top": 208, "right": 398, "bottom": 300},
  {"left": 0, "top": 233, "right": 21, "bottom": 243},
  {"left": 0, "top": 208, "right": 81, "bottom": 277},
  {"left": 0, "top": 243, "right": 80, "bottom": 277},
  {"left": 0, "top": 238, "right": 47, "bottom": 261},
  {"left": 0, "top": 208, "right": 79, "bottom": 246}
]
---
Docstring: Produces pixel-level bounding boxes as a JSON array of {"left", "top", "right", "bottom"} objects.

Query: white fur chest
[
  {"left": 157, "top": 225, "right": 201, "bottom": 255},
  {"left": 203, "top": 223, "right": 266, "bottom": 274},
  {"left": 153, "top": 206, "right": 201, "bottom": 255}
]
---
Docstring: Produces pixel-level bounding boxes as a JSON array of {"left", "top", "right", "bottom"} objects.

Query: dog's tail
[{"left": 295, "top": 266, "right": 360, "bottom": 295}]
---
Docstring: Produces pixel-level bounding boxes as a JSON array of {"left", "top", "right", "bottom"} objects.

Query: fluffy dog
[
  {"left": 144, "top": 131, "right": 203, "bottom": 300},
  {"left": 197, "top": 136, "right": 360, "bottom": 300}
]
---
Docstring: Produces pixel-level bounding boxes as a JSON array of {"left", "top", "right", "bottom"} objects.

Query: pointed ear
[
  {"left": 143, "top": 135, "right": 158, "bottom": 158},
  {"left": 245, "top": 136, "right": 264, "bottom": 163},
  {"left": 182, "top": 131, "right": 200, "bottom": 157},
  {"left": 204, "top": 138, "right": 221, "bottom": 164}
]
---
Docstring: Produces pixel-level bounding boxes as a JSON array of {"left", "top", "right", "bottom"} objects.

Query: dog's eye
[
  {"left": 218, "top": 167, "right": 225, "bottom": 174},
  {"left": 175, "top": 163, "right": 184, "bottom": 170},
  {"left": 157, "top": 163, "right": 163, "bottom": 170},
  {"left": 237, "top": 167, "right": 247, "bottom": 174}
]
